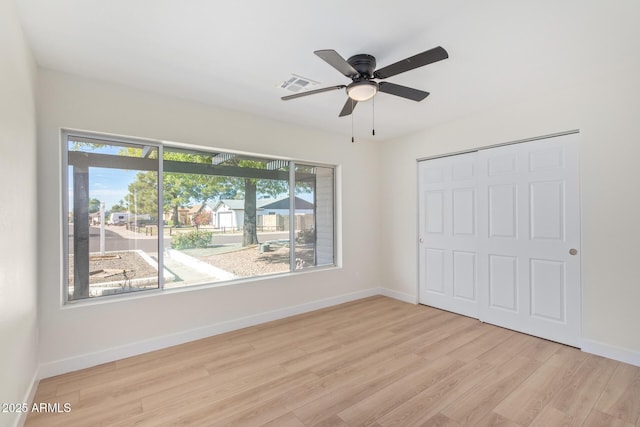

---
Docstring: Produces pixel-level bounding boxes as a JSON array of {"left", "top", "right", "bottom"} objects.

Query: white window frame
[{"left": 62, "top": 130, "right": 337, "bottom": 304}]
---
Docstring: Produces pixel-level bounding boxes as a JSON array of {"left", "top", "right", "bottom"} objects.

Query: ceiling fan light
[{"left": 347, "top": 81, "right": 378, "bottom": 101}]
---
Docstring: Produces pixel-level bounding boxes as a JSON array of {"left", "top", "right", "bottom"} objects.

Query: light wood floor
[{"left": 26, "top": 296, "right": 640, "bottom": 426}]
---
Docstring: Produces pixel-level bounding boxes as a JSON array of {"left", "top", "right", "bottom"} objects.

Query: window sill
[{"left": 61, "top": 264, "right": 340, "bottom": 309}]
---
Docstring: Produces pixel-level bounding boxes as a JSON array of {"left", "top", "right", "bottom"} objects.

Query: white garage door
[
  {"left": 418, "top": 133, "right": 581, "bottom": 346},
  {"left": 218, "top": 211, "right": 234, "bottom": 228}
]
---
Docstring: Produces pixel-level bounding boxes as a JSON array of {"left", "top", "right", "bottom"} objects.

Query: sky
[
  {"left": 68, "top": 141, "right": 140, "bottom": 211},
  {"left": 90, "top": 168, "right": 138, "bottom": 209},
  {"left": 68, "top": 167, "right": 138, "bottom": 211}
]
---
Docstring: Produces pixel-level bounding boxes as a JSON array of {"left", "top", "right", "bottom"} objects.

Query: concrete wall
[
  {"left": 0, "top": 0, "right": 39, "bottom": 426},
  {"left": 36, "top": 69, "right": 383, "bottom": 376},
  {"left": 378, "top": 1, "right": 640, "bottom": 365}
]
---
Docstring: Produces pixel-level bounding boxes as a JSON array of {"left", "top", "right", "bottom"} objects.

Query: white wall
[
  {"left": 379, "top": 2, "right": 640, "bottom": 363},
  {"left": 36, "top": 69, "right": 382, "bottom": 376},
  {"left": 22, "top": 0, "right": 640, "bottom": 387},
  {"left": 0, "top": 0, "right": 39, "bottom": 426}
]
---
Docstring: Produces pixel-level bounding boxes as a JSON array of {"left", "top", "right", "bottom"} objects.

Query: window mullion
[
  {"left": 289, "top": 161, "right": 296, "bottom": 272},
  {"left": 158, "top": 144, "right": 164, "bottom": 290}
]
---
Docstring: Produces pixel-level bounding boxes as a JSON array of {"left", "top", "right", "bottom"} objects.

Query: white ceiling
[{"left": 16, "top": 0, "right": 589, "bottom": 141}]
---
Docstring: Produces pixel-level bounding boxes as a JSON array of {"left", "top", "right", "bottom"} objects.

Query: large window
[{"left": 64, "top": 131, "right": 336, "bottom": 302}]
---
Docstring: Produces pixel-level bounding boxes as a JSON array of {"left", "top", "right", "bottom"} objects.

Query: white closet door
[
  {"left": 418, "top": 152, "right": 479, "bottom": 318},
  {"left": 477, "top": 134, "right": 581, "bottom": 346},
  {"left": 418, "top": 133, "right": 581, "bottom": 347}
]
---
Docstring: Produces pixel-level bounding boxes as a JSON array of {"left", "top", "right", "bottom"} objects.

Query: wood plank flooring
[{"left": 25, "top": 296, "right": 640, "bottom": 426}]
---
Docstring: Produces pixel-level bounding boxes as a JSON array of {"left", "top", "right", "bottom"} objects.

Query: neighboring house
[
  {"left": 162, "top": 204, "right": 214, "bottom": 226},
  {"left": 189, "top": 203, "right": 213, "bottom": 226},
  {"left": 163, "top": 207, "right": 190, "bottom": 225},
  {"left": 259, "top": 196, "right": 314, "bottom": 216},
  {"left": 260, "top": 197, "right": 315, "bottom": 232},
  {"left": 211, "top": 199, "right": 247, "bottom": 230},
  {"left": 211, "top": 196, "right": 314, "bottom": 230},
  {"left": 89, "top": 212, "right": 101, "bottom": 225}
]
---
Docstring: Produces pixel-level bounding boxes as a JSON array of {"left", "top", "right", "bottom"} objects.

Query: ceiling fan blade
[
  {"left": 281, "top": 85, "right": 346, "bottom": 100},
  {"left": 339, "top": 98, "right": 358, "bottom": 117},
  {"left": 378, "top": 82, "right": 429, "bottom": 101},
  {"left": 373, "top": 46, "right": 448, "bottom": 79},
  {"left": 314, "top": 50, "right": 360, "bottom": 78}
]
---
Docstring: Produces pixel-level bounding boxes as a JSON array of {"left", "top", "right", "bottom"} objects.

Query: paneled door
[
  {"left": 418, "top": 151, "right": 480, "bottom": 319},
  {"left": 477, "top": 134, "right": 581, "bottom": 346},
  {"left": 418, "top": 133, "right": 581, "bottom": 346}
]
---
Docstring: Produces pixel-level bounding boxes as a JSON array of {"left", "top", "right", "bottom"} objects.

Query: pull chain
[
  {"left": 372, "top": 96, "right": 376, "bottom": 136},
  {"left": 351, "top": 98, "right": 355, "bottom": 143}
]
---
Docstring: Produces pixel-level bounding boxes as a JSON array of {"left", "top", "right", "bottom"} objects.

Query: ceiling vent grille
[{"left": 280, "top": 74, "right": 320, "bottom": 93}]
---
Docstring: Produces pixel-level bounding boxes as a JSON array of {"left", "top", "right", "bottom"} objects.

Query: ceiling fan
[{"left": 281, "top": 46, "right": 448, "bottom": 117}]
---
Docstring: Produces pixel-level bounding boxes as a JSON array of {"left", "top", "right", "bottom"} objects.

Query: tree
[
  {"left": 193, "top": 210, "right": 212, "bottom": 229},
  {"left": 121, "top": 150, "right": 305, "bottom": 245},
  {"left": 162, "top": 172, "right": 195, "bottom": 226},
  {"left": 88, "top": 198, "right": 102, "bottom": 214},
  {"left": 110, "top": 199, "right": 127, "bottom": 213},
  {"left": 222, "top": 159, "right": 289, "bottom": 246},
  {"left": 124, "top": 171, "right": 158, "bottom": 216},
  {"left": 163, "top": 151, "right": 226, "bottom": 226},
  {"left": 121, "top": 149, "right": 225, "bottom": 227},
  {"left": 243, "top": 178, "right": 258, "bottom": 245}
]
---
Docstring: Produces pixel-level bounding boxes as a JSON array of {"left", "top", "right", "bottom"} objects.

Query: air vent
[{"left": 280, "top": 74, "right": 320, "bottom": 93}]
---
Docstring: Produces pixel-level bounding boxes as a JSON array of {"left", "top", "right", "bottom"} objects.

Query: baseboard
[
  {"left": 38, "top": 287, "right": 380, "bottom": 379},
  {"left": 379, "top": 287, "right": 417, "bottom": 304},
  {"left": 581, "top": 338, "right": 640, "bottom": 367},
  {"left": 13, "top": 367, "right": 40, "bottom": 427}
]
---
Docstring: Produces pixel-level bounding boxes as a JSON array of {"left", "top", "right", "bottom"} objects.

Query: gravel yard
[
  {"left": 68, "top": 251, "right": 158, "bottom": 286},
  {"left": 69, "top": 245, "right": 316, "bottom": 289},
  {"left": 183, "top": 244, "right": 315, "bottom": 277}
]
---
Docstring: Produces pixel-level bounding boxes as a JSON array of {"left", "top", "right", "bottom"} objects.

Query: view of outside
[
  {"left": 295, "top": 164, "right": 334, "bottom": 270},
  {"left": 67, "top": 139, "right": 160, "bottom": 300},
  {"left": 66, "top": 134, "right": 335, "bottom": 301}
]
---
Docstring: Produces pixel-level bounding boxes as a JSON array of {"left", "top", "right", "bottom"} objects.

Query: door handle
[{"left": 569, "top": 248, "right": 578, "bottom": 255}]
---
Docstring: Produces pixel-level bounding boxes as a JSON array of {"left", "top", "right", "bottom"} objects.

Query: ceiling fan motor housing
[{"left": 347, "top": 54, "right": 377, "bottom": 79}]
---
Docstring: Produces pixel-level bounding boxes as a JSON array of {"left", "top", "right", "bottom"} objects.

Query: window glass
[
  {"left": 295, "top": 164, "right": 335, "bottom": 269},
  {"left": 66, "top": 138, "right": 160, "bottom": 300},
  {"left": 64, "top": 133, "right": 336, "bottom": 302},
  {"left": 162, "top": 149, "right": 291, "bottom": 287}
]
